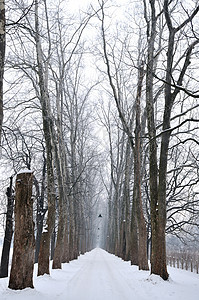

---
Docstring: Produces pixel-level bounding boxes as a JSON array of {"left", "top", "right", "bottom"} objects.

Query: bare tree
[
  {"left": 31, "top": 0, "right": 57, "bottom": 276},
  {"left": 144, "top": 0, "right": 199, "bottom": 280},
  {"left": 99, "top": 0, "right": 149, "bottom": 269},
  {"left": 134, "top": 62, "right": 149, "bottom": 270},
  {"left": 0, "top": 0, "right": 5, "bottom": 144}
]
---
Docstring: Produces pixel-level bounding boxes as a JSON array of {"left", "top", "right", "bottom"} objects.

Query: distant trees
[{"left": 99, "top": 0, "right": 149, "bottom": 270}]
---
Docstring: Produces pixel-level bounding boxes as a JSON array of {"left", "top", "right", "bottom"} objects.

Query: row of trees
[
  {"left": 96, "top": 0, "right": 199, "bottom": 280},
  {"left": 0, "top": 0, "right": 104, "bottom": 288},
  {"left": 0, "top": 0, "right": 198, "bottom": 288}
]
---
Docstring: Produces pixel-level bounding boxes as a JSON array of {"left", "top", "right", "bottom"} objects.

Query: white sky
[
  {"left": 67, "top": 0, "right": 129, "bottom": 13},
  {"left": 67, "top": 0, "right": 94, "bottom": 11}
]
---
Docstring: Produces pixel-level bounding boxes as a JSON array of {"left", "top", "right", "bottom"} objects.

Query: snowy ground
[{"left": 0, "top": 248, "right": 198, "bottom": 300}]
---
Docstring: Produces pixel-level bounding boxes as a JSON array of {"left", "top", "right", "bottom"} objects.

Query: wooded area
[{"left": 0, "top": 0, "right": 199, "bottom": 289}]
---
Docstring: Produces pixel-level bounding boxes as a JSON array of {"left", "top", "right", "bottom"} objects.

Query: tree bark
[{"left": 9, "top": 171, "right": 35, "bottom": 290}]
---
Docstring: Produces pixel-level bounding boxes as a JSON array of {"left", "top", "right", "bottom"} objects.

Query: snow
[
  {"left": 17, "top": 169, "right": 33, "bottom": 175},
  {"left": 0, "top": 248, "right": 199, "bottom": 300}
]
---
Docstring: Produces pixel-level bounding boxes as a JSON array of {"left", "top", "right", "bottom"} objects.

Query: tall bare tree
[
  {"left": 34, "top": 0, "right": 56, "bottom": 276},
  {"left": 0, "top": 0, "right": 5, "bottom": 144},
  {"left": 145, "top": 0, "right": 199, "bottom": 280},
  {"left": 134, "top": 62, "right": 149, "bottom": 270}
]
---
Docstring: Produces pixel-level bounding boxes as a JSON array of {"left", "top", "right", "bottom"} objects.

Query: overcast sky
[{"left": 68, "top": 0, "right": 93, "bottom": 11}]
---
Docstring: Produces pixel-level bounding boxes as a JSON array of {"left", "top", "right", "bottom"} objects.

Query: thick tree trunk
[
  {"left": 9, "top": 171, "right": 35, "bottom": 290},
  {"left": 0, "top": 0, "right": 5, "bottom": 145},
  {"left": 0, "top": 176, "right": 14, "bottom": 278}
]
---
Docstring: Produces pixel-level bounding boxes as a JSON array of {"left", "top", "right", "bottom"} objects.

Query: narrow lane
[{"left": 65, "top": 248, "right": 144, "bottom": 300}]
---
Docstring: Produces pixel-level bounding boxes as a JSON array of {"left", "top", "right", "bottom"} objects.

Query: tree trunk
[
  {"left": 134, "top": 62, "right": 149, "bottom": 270},
  {"left": 9, "top": 171, "right": 35, "bottom": 290},
  {"left": 50, "top": 228, "right": 56, "bottom": 260},
  {"left": 145, "top": 0, "right": 169, "bottom": 280},
  {"left": 130, "top": 185, "right": 138, "bottom": 265},
  {"left": 52, "top": 201, "right": 65, "bottom": 268},
  {"left": 52, "top": 130, "right": 67, "bottom": 269},
  {"left": 35, "top": 157, "right": 47, "bottom": 263},
  {"left": 145, "top": 0, "right": 159, "bottom": 277},
  {"left": 0, "top": 176, "right": 14, "bottom": 278},
  {"left": 35, "top": 0, "right": 56, "bottom": 276},
  {"left": 68, "top": 198, "right": 76, "bottom": 261},
  {"left": 121, "top": 141, "right": 131, "bottom": 260},
  {"left": 0, "top": 0, "right": 5, "bottom": 145},
  {"left": 62, "top": 222, "right": 69, "bottom": 263}
]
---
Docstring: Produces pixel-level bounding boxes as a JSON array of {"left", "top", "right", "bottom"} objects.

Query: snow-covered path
[
  {"left": 66, "top": 248, "right": 141, "bottom": 300},
  {"left": 0, "top": 248, "right": 199, "bottom": 299}
]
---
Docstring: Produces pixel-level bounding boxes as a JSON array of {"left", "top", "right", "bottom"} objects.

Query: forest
[{"left": 0, "top": 0, "right": 199, "bottom": 290}]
